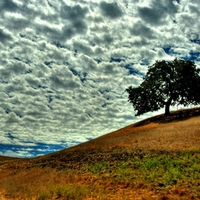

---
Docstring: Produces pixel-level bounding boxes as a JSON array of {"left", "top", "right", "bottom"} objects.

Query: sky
[{"left": 0, "top": 0, "right": 200, "bottom": 158}]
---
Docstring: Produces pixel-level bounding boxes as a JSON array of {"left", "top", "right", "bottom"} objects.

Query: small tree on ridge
[{"left": 126, "top": 58, "right": 200, "bottom": 116}]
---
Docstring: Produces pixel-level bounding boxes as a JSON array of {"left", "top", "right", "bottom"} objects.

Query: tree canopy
[{"left": 126, "top": 58, "right": 200, "bottom": 116}]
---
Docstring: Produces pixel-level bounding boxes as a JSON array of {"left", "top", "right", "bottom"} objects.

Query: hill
[
  {"left": 0, "top": 107, "right": 200, "bottom": 199},
  {"left": 66, "top": 107, "right": 200, "bottom": 152}
]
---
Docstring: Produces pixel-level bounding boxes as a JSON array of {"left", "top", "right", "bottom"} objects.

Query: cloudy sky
[{"left": 0, "top": 0, "right": 200, "bottom": 157}]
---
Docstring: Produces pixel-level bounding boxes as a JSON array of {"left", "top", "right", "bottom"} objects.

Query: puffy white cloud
[{"left": 0, "top": 0, "right": 199, "bottom": 157}]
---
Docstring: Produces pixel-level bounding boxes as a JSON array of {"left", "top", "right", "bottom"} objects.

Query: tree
[{"left": 126, "top": 58, "right": 200, "bottom": 116}]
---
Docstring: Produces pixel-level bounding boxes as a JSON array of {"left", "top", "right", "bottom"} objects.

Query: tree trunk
[
  {"left": 165, "top": 102, "right": 171, "bottom": 116},
  {"left": 165, "top": 97, "right": 173, "bottom": 116}
]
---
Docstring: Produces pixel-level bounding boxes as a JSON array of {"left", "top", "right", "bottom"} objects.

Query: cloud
[
  {"left": 49, "top": 65, "right": 81, "bottom": 90},
  {"left": 0, "top": 0, "right": 19, "bottom": 12},
  {"left": 0, "top": 0, "right": 199, "bottom": 157},
  {"left": 0, "top": 28, "right": 12, "bottom": 43},
  {"left": 60, "top": 4, "right": 88, "bottom": 20},
  {"left": 130, "top": 20, "right": 157, "bottom": 40},
  {"left": 138, "top": 0, "right": 178, "bottom": 25},
  {"left": 100, "top": 2, "right": 123, "bottom": 19}
]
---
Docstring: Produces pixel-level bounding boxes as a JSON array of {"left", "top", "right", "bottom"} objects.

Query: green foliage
[
  {"left": 84, "top": 150, "right": 200, "bottom": 186},
  {"left": 84, "top": 161, "right": 110, "bottom": 174},
  {"left": 126, "top": 58, "right": 200, "bottom": 115}
]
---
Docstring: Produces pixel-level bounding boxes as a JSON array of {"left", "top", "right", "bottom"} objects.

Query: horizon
[{"left": 0, "top": 0, "right": 200, "bottom": 157}]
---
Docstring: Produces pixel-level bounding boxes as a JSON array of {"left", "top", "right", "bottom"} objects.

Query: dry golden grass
[
  {"left": 0, "top": 107, "right": 200, "bottom": 200},
  {"left": 0, "top": 156, "right": 20, "bottom": 166},
  {"left": 0, "top": 168, "right": 159, "bottom": 200},
  {"left": 70, "top": 108, "right": 200, "bottom": 152}
]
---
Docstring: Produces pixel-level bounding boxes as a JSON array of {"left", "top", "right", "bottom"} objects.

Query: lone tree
[{"left": 126, "top": 58, "right": 200, "bottom": 116}]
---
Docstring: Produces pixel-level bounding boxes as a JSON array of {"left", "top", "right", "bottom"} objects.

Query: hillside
[
  {"left": 0, "top": 107, "right": 200, "bottom": 199},
  {"left": 66, "top": 107, "right": 200, "bottom": 152},
  {"left": 0, "top": 156, "right": 20, "bottom": 166}
]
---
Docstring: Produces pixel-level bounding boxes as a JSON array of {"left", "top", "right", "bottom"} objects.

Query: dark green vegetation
[{"left": 126, "top": 59, "right": 200, "bottom": 115}]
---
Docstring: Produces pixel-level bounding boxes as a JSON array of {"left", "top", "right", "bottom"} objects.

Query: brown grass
[
  {"left": 0, "top": 156, "right": 20, "bottom": 166},
  {"left": 68, "top": 107, "right": 200, "bottom": 151},
  {"left": 0, "top": 107, "right": 200, "bottom": 200}
]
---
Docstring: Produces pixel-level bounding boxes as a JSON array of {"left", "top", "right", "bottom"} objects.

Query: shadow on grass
[{"left": 133, "top": 107, "right": 200, "bottom": 127}]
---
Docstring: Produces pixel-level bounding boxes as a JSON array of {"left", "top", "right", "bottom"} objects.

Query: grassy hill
[{"left": 0, "top": 107, "right": 200, "bottom": 199}]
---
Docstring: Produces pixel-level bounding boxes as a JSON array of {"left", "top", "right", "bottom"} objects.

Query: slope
[
  {"left": 0, "top": 107, "right": 199, "bottom": 200},
  {"left": 58, "top": 106, "right": 200, "bottom": 152}
]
